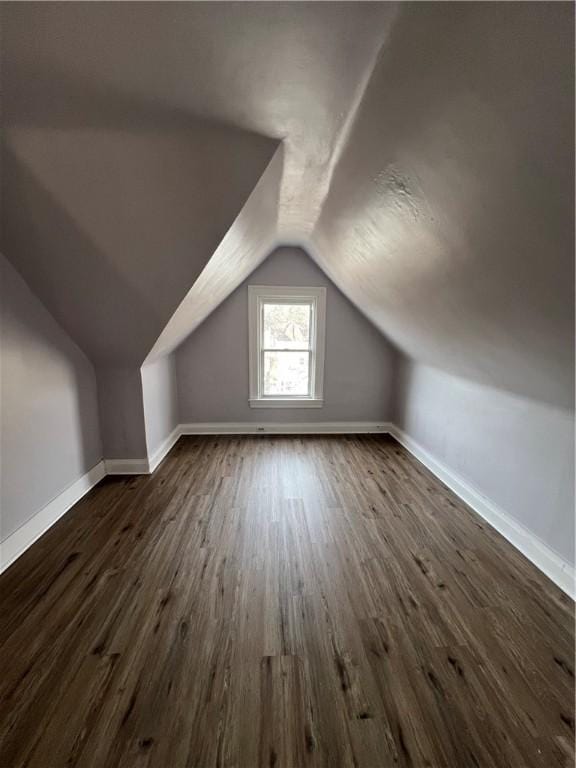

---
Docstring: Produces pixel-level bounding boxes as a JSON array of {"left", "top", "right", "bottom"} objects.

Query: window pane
[
  {"left": 263, "top": 351, "right": 310, "bottom": 396},
  {"left": 263, "top": 303, "right": 310, "bottom": 349}
]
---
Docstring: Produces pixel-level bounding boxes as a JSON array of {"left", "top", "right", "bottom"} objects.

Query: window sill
[{"left": 249, "top": 398, "right": 324, "bottom": 409}]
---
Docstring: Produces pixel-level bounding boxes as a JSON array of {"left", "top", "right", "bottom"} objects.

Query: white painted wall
[
  {"left": 176, "top": 247, "right": 397, "bottom": 424},
  {"left": 394, "top": 358, "right": 575, "bottom": 567},
  {"left": 141, "top": 354, "right": 179, "bottom": 459},
  {"left": 0, "top": 253, "right": 102, "bottom": 542}
]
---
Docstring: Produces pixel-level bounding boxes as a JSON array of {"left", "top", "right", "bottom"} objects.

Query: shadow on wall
[
  {"left": 1, "top": 145, "right": 162, "bottom": 365},
  {"left": 0, "top": 253, "right": 102, "bottom": 541},
  {"left": 1, "top": 67, "right": 279, "bottom": 367},
  {"left": 5, "top": 65, "right": 271, "bottom": 135},
  {"left": 2, "top": 90, "right": 279, "bottom": 459},
  {"left": 72, "top": 358, "right": 103, "bottom": 482}
]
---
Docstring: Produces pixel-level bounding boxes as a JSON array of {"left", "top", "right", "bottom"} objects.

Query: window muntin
[{"left": 248, "top": 286, "right": 326, "bottom": 408}]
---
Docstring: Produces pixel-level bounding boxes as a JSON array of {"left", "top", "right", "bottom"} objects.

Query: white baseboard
[
  {"left": 1, "top": 423, "right": 389, "bottom": 572},
  {"left": 148, "top": 425, "right": 182, "bottom": 473},
  {"left": 389, "top": 425, "right": 575, "bottom": 599},
  {"left": 4, "top": 425, "right": 572, "bottom": 600},
  {"left": 105, "top": 425, "right": 183, "bottom": 475},
  {"left": 104, "top": 423, "right": 390, "bottom": 477},
  {"left": 0, "top": 461, "right": 106, "bottom": 574},
  {"left": 104, "top": 458, "right": 150, "bottom": 475},
  {"left": 180, "top": 421, "right": 392, "bottom": 435}
]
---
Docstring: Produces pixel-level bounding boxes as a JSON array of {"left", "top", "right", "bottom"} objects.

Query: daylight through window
[{"left": 248, "top": 286, "right": 326, "bottom": 408}]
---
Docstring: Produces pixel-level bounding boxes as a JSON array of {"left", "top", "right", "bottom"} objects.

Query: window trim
[{"left": 248, "top": 285, "right": 326, "bottom": 408}]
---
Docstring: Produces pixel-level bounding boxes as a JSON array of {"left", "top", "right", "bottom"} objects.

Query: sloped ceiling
[
  {"left": 2, "top": 121, "right": 277, "bottom": 364},
  {"left": 146, "top": 146, "right": 285, "bottom": 363},
  {"left": 312, "top": 1, "right": 574, "bottom": 410},
  {"left": 2, "top": 1, "right": 395, "bottom": 235},
  {"left": 1, "top": 0, "right": 396, "bottom": 369},
  {"left": 1, "top": 2, "right": 573, "bottom": 412}
]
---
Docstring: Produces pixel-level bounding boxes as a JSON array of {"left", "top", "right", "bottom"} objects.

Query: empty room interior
[{"left": 0, "top": 2, "right": 575, "bottom": 767}]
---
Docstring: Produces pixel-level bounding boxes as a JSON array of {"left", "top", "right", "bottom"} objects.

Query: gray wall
[
  {"left": 142, "top": 354, "right": 179, "bottom": 458},
  {"left": 394, "top": 358, "right": 575, "bottom": 566},
  {"left": 176, "top": 247, "right": 396, "bottom": 424},
  {"left": 96, "top": 367, "right": 147, "bottom": 460},
  {"left": 97, "top": 356, "right": 179, "bottom": 462},
  {"left": 1, "top": 253, "right": 102, "bottom": 542}
]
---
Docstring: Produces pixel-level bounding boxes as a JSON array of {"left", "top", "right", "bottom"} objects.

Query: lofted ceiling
[
  {"left": 1, "top": 2, "right": 573, "bottom": 412},
  {"left": 2, "top": 0, "right": 396, "bottom": 236},
  {"left": 312, "top": 1, "right": 574, "bottom": 410},
  {"left": 2, "top": 121, "right": 277, "bottom": 365}
]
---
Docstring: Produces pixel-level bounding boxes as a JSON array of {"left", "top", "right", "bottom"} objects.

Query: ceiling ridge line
[{"left": 309, "top": 4, "right": 403, "bottom": 239}]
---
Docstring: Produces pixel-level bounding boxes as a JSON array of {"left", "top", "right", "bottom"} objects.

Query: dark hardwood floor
[{"left": 0, "top": 435, "right": 573, "bottom": 768}]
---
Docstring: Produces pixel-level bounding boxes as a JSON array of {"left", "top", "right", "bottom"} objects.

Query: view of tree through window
[{"left": 262, "top": 303, "right": 311, "bottom": 395}]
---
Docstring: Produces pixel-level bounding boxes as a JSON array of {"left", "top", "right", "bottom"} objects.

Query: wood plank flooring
[{"left": 0, "top": 435, "right": 573, "bottom": 767}]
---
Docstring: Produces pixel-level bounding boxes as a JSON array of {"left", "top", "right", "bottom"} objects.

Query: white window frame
[{"left": 248, "top": 285, "right": 326, "bottom": 408}]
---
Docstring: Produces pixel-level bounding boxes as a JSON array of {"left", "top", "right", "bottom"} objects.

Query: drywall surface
[
  {"left": 2, "top": 1, "right": 396, "bottom": 238},
  {"left": 147, "top": 147, "right": 284, "bottom": 362},
  {"left": 3, "top": 3, "right": 572, "bottom": 415},
  {"left": 394, "top": 359, "right": 575, "bottom": 566},
  {"left": 1, "top": 0, "right": 397, "bottom": 370},
  {"left": 2, "top": 122, "right": 276, "bottom": 366},
  {"left": 96, "top": 367, "right": 147, "bottom": 460},
  {"left": 314, "top": 1, "right": 574, "bottom": 410},
  {"left": 176, "top": 247, "right": 396, "bottom": 424},
  {"left": 142, "top": 355, "right": 179, "bottom": 459},
  {"left": 0, "top": 253, "right": 102, "bottom": 542}
]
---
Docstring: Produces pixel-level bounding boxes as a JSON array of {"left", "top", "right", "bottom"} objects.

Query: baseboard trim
[
  {"left": 1, "top": 423, "right": 389, "bottom": 572},
  {"left": 4, "top": 426, "right": 572, "bottom": 599},
  {"left": 148, "top": 425, "right": 182, "bottom": 473},
  {"left": 180, "top": 421, "right": 392, "bottom": 435},
  {"left": 0, "top": 461, "right": 106, "bottom": 574},
  {"left": 389, "top": 425, "right": 575, "bottom": 599},
  {"left": 104, "top": 458, "right": 151, "bottom": 475}
]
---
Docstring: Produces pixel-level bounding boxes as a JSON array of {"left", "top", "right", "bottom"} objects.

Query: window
[{"left": 248, "top": 285, "right": 326, "bottom": 408}]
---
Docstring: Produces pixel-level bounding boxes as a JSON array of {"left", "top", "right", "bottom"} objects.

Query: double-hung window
[{"left": 248, "top": 285, "right": 326, "bottom": 408}]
